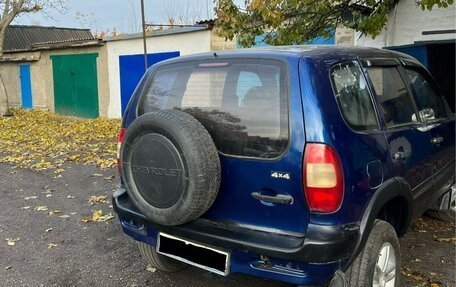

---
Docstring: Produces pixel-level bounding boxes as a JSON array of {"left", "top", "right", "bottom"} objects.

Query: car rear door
[
  {"left": 139, "top": 57, "right": 310, "bottom": 234},
  {"left": 400, "top": 60, "right": 455, "bottom": 202},
  {"left": 362, "top": 58, "right": 436, "bottom": 218}
]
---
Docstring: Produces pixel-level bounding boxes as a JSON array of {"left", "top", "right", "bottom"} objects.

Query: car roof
[
  {"left": 159, "top": 45, "right": 416, "bottom": 65},
  {"left": 151, "top": 45, "right": 419, "bottom": 69}
]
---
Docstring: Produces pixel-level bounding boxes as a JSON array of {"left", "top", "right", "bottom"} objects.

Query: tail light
[
  {"left": 117, "top": 128, "right": 126, "bottom": 175},
  {"left": 303, "top": 143, "right": 344, "bottom": 213}
]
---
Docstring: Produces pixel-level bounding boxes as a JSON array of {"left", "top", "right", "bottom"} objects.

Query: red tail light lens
[
  {"left": 117, "top": 128, "right": 126, "bottom": 174},
  {"left": 303, "top": 143, "right": 344, "bottom": 213}
]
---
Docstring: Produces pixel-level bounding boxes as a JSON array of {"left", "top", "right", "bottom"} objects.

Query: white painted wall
[
  {"left": 355, "top": 0, "right": 455, "bottom": 48},
  {"left": 105, "top": 30, "right": 212, "bottom": 118}
]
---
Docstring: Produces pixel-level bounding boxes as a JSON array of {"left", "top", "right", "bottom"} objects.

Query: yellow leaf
[
  {"left": 92, "top": 210, "right": 103, "bottom": 221},
  {"left": 48, "top": 210, "right": 62, "bottom": 216},
  {"left": 435, "top": 237, "right": 456, "bottom": 243},
  {"left": 35, "top": 206, "right": 48, "bottom": 211},
  {"left": 89, "top": 195, "right": 107, "bottom": 204},
  {"left": 97, "top": 213, "right": 115, "bottom": 222},
  {"left": 47, "top": 243, "right": 58, "bottom": 249},
  {"left": 5, "top": 237, "right": 20, "bottom": 246}
]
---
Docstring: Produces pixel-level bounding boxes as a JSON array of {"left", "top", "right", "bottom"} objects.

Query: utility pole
[{"left": 140, "top": 0, "right": 148, "bottom": 72}]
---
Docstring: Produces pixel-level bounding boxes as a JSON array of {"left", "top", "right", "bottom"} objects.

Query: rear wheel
[
  {"left": 138, "top": 241, "right": 186, "bottom": 272},
  {"left": 345, "top": 220, "right": 400, "bottom": 287},
  {"left": 426, "top": 193, "right": 456, "bottom": 223}
]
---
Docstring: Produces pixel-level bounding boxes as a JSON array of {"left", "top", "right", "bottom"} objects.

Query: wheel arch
[{"left": 345, "top": 177, "right": 413, "bottom": 269}]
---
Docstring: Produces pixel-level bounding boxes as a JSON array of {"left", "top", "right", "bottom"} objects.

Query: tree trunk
[
  {"left": 0, "top": 72, "right": 10, "bottom": 116},
  {"left": 0, "top": 23, "right": 11, "bottom": 116}
]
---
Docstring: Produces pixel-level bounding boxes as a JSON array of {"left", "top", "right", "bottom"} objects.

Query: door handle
[
  {"left": 251, "top": 192, "right": 294, "bottom": 205},
  {"left": 431, "top": 137, "right": 444, "bottom": 144},
  {"left": 393, "top": 150, "right": 410, "bottom": 160}
]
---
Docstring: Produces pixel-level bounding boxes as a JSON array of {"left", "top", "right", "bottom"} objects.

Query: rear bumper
[{"left": 113, "top": 187, "right": 358, "bottom": 285}]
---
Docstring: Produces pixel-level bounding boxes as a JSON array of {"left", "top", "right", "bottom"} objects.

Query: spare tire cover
[{"left": 121, "top": 110, "right": 221, "bottom": 226}]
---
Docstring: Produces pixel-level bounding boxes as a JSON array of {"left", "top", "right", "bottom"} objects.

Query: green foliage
[{"left": 214, "top": 0, "right": 454, "bottom": 47}]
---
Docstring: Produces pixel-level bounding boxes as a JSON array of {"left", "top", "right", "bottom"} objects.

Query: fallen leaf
[
  {"left": 35, "top": 206, "right": 48, "bottom": 211},
  {"left": 146, "top": 265, "right": 156, "bottom": 273},
  {"left": 47, "top": 243, "right": 58, "bottom": 249},
  {"left": 68, "top": 154, "right": 80, "bottom": 161},
  {"left": 435, "top": 237, "right": 456, "bottom": 243},
  {"left": 45, "top": 228, "right": 53, "bottom": 233},
  {"left": 89, "top": 195, "right": 107, "bottom": 205},
  {"left": 21, "top": 206, "right": 31, "bottom": 210},
  {"left": 92, "top": 210, "right": 103, "bottom": 221},
  {"left": 5, "top": 237, "right": 20, "bottom": 246},
  {"left": 54, "top": 168, "right": 65, "bottom": 174},
  {"left": 48, "top": 210, "right": 62, "bottom": 216},
  {"left": 97, "top": 213, "right": 115, "bottom": 222}
]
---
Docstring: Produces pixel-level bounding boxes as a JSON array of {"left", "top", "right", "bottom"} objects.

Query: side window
[
  {"left": 331, "top": 62, "right": 378, "bottom": 131},
  {"left": 366, "top": 66, "right": 417, "bottom": 127},
  {"left": 403, "top": 67, "right": 447, "bottom": 121}
]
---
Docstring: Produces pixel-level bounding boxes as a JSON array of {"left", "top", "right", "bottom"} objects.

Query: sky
[{"left": 13, "top": 0, "right": 220, "bottom": 34}]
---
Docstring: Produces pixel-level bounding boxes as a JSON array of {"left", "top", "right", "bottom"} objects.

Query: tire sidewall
[
  {"left": 347, "top": 220, "right": 401, "bottom": 287},
  {"left": 121, "top": 110, "right": 220, "bottom": 226}
]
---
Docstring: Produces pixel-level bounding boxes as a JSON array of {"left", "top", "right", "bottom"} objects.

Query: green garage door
[{"left": 51, "top": 53, "right": 99, "bottom": 118}]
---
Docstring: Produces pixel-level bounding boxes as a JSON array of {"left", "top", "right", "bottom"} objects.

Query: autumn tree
[
  {"left": 215, "top": 0, "right": 454, "bottom": 47},
  {"left": 0, "top": 0, "right": 67, "bottom": 115}
]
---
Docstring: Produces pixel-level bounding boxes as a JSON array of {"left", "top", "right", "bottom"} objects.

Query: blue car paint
[
  {"left": 299, "top": 53, "right": 392, "bottom": 225},
  {"left": 119, "top": 214, "right": 343, "bottom": 286},
  {"left": 117, "top": 46, "right": 455, "bottom": 286}
]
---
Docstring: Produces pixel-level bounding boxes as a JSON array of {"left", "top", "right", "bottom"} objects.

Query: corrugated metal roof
[
  {"left": 4, "top": 25, "right": 95, "bottom": 52},
  {"left": 103, "top": 25, "right": 209, "bottom": 42}
]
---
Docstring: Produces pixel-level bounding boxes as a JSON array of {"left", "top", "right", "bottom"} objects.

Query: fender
[{"left": 344, "top": 177, "right": 413, "bottom": 269}]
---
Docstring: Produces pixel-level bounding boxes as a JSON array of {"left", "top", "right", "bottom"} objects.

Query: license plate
[{"left": 157, "top": 233, "right": 230, "bottom": 276}]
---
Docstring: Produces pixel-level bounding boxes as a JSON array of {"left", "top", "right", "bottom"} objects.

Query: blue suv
[{"left": 114, "top": 46, "right": 455, "bottom": 287}]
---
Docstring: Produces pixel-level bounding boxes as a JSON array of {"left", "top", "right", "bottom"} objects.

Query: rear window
[{"left": 139, "top": 59, "right": 289, "bottom": 159}]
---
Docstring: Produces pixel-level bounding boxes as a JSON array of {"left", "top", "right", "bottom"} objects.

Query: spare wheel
[{"left": 121, "top": 110, "right": 221, "bottom": 226}]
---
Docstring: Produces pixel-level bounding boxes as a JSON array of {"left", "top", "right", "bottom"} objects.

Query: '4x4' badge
[{"left": 270, "top": 171, "right": 291, "bottom": 180}]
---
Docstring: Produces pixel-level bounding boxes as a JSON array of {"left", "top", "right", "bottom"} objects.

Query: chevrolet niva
[{"left": 113, "top": 46, "right": 455, "bottom": 287}]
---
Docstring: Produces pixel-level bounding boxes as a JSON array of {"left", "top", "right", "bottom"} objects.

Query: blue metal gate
[
  {"left": 119, "top": 51, "right": 180, "bottom": 116},
  {"left": 387, "top": 44, "right": 428, "bottom": 68},
  {"left": 19, "top": 64, "right": 33, "bottom": 109}
]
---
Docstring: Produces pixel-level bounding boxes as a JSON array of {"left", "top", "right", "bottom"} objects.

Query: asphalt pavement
[{"left": 0, "top": 163, "right": 454, "bottom": 287}]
